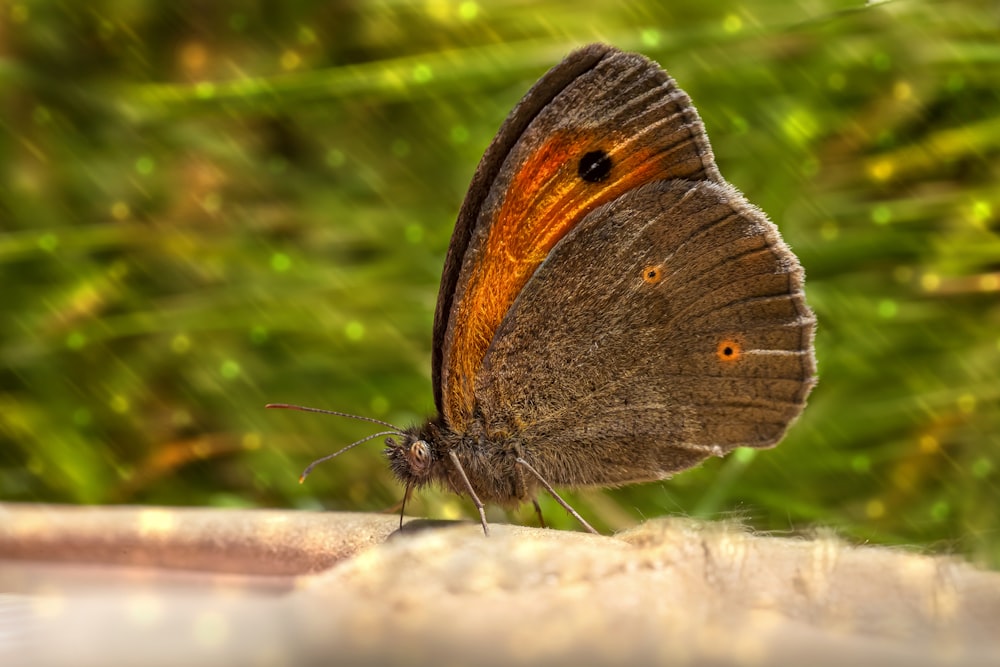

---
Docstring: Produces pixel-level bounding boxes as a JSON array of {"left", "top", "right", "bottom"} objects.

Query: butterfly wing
[
  {"left": 433, "top": 45, "right": 720, "bottom": 429},
  {"left": 432, "top": 44, "right": 612, "bottom": 415},
  {"left": 474, "top": 179, "right": 816, "bottom": 486}
]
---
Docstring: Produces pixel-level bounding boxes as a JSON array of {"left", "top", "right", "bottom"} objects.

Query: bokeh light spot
[
  {"left": 918, "top": 434, "right": 939, "bottom": 454},
  {"left": 271, "top": 253, "right": 291, "bottom": 272},
  {"left": 868, "top": 159, "right": 894, "bottom": 181},
  {"left": 439, "top": 501, "right": 465, "bottom": 520},
  {"left": 281, "top": 50, "right": 301, "bottom": 70},
  {"left": 66, "top": 332, "right": 85, "bottom": 350},
  {"left": 38, "top": 233, "right": 59, "bottom": 252},
  {"left": 135, "top": 156, "right": 155, "bottom": 175},
  {"left": 930, "top": 500, "right": 950, "bottom": 521},
  {"left": 450, "top": 125, "right": 469, "bottom": 144},
  {"left": 871, "top": 205, "right": 891, "bottom": 225},
  {"left": 641, "top": 29, "right": 661, "bottom": 47},
  {"left": 243, "top": 433, "right": 262, "bottom": 450},
  {"left": 405, "top": 223, "right": 424, "bottom": 244},
  {"left": 971, "top": 200, "right": 992, "bottom": 225},
  {"left": 878, "top": 299, "right": 897, "bottom": 319},
  {"left": 110, "top": 395, "right": 129, "bottom": 413},
  {"left": 723, "top": 14, "right": 742, "bottom": 33},
  {"left": 782, "top": 108, "right": 817, "bottom": 145},
  {"left": 980, "top": 273, "right": 999, "bottom": 292},
  {"left": 202, "top": 193, "right": 222, "bottom": 213},
  {"left": 820, "top": 221, "right": 839, "bottom": 241},
  {"left": 111, "top": 202, "right": 130, "bottom": 220},
  {"left": 920, "top": 273, "right": 940, "bottom": 292},
  {"left": 221, "top": 360, "right": 241, "bottom": 379},
  {"left": 180, "top": 42, "right": 208, "bottom": 73},
  {"left": 866, "top": 499, "right": 885, "bottom": 519},
  {"left": 971, "top": 458, "right": 993, "bottom": 478},
  {"left": 171, "top": 334, "right": 191, "bottom": 354},
  {"left": 138, "top": 509, "right": 175, "bottom": 536},
  {"left": 412, "top": 63, "right": 433, "bottom": 84},
  {"left": 195, "top": 82, "right": 215, "bottom": 99},
  {"left": 459, "top": 2, "right": 479, "bottom": 20},
  {"left": 325, "top": 149, "right": 346, "bottom": 168},
  {"left": 345, "top": 321, "right": 365, "bottom": 341},
  {"left": 851, "top": 455, "right": 870, "bottom": 473},
  {"left": 957, "top": 393, "right": 975, "bottom": 414}
]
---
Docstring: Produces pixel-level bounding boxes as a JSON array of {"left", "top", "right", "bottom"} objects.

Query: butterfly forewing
[{"left": 436, "top": 47, "right": 722, "bottom": 430}]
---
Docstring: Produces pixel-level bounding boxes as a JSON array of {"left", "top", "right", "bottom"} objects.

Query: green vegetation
[{"left": 2, "top": 1, "right": 998, "bottom": 567}]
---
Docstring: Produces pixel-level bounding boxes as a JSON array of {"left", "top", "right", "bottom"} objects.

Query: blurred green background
[{"left": 2, "top": 0, "right": 998, "bottom": 567}]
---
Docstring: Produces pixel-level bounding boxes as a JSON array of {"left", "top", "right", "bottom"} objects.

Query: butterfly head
[{"left": 385, "top": 427, "right": 440, "bottom": 486}]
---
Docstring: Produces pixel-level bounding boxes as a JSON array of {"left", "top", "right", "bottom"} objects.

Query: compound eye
[{"left": 408, "top": 440, "right": 431, "bottom": 473}]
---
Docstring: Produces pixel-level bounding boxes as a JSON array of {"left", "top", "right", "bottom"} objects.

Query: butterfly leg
[
  {"left": 398, "top": 480, "right": 413, "bottom": 530},
  {"left": 448, "top": 450, "right": 490, "bottom": 536},
  {"left": 515, "top": 457, "right": 598, "bottom": 534},
  {"left": 531, "top": 498, "right": 547, "bottom": 529}
]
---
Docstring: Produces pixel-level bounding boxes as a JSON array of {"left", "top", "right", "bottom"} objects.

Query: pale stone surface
[{"left": 1, "top": 503, "right": 998, "bottom": 666}]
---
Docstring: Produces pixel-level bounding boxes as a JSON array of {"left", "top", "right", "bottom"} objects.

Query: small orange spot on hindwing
[
  {"left": 642, "top": 265, "right": 663, "bottom": 284},
  {"left": 717, "top": 339, "right": 742, "bottom": 363}
]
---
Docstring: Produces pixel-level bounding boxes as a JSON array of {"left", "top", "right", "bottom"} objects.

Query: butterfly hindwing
[{"left": 474, "top": 179, "right": 816, "bottom": 487}]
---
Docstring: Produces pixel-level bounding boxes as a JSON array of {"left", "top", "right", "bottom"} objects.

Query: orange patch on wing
[
  {"left": 717, "top": 339, "right": 742, "bottom": 363},
  {"left": 642, "top": 264, "right": 664, "bottom": 284},
  {"left": 443, "top": 129, "right": 667, "bottom": 426}
]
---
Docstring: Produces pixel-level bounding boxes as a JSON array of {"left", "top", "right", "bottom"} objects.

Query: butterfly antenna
[
  {"left": 298, "top": 430, "right": 401, "bottom": 483},
  {"left": 266, "top": 403, "right": 402, "bottom": 432}
]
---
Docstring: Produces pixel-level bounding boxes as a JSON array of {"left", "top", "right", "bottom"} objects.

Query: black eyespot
[
  {"left": 717, "top": 339, "right": 742, "bottom": 363},
  {"left": 578, "top": 150, "right": 612, "bottom": 183}
]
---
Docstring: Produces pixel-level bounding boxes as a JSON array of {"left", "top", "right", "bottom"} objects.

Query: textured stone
[{"left": 1, "top": 504, "right": 998, "bottom": 666}]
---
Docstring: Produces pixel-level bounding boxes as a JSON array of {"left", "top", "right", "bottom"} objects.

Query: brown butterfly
[{"left": 272, "top": 43, "right": 816, "bottom": 534}]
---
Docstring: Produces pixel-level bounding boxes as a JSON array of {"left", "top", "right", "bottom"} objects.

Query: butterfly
[{"left": 272, "top": 43, "right": 816, "bottom": 535}]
